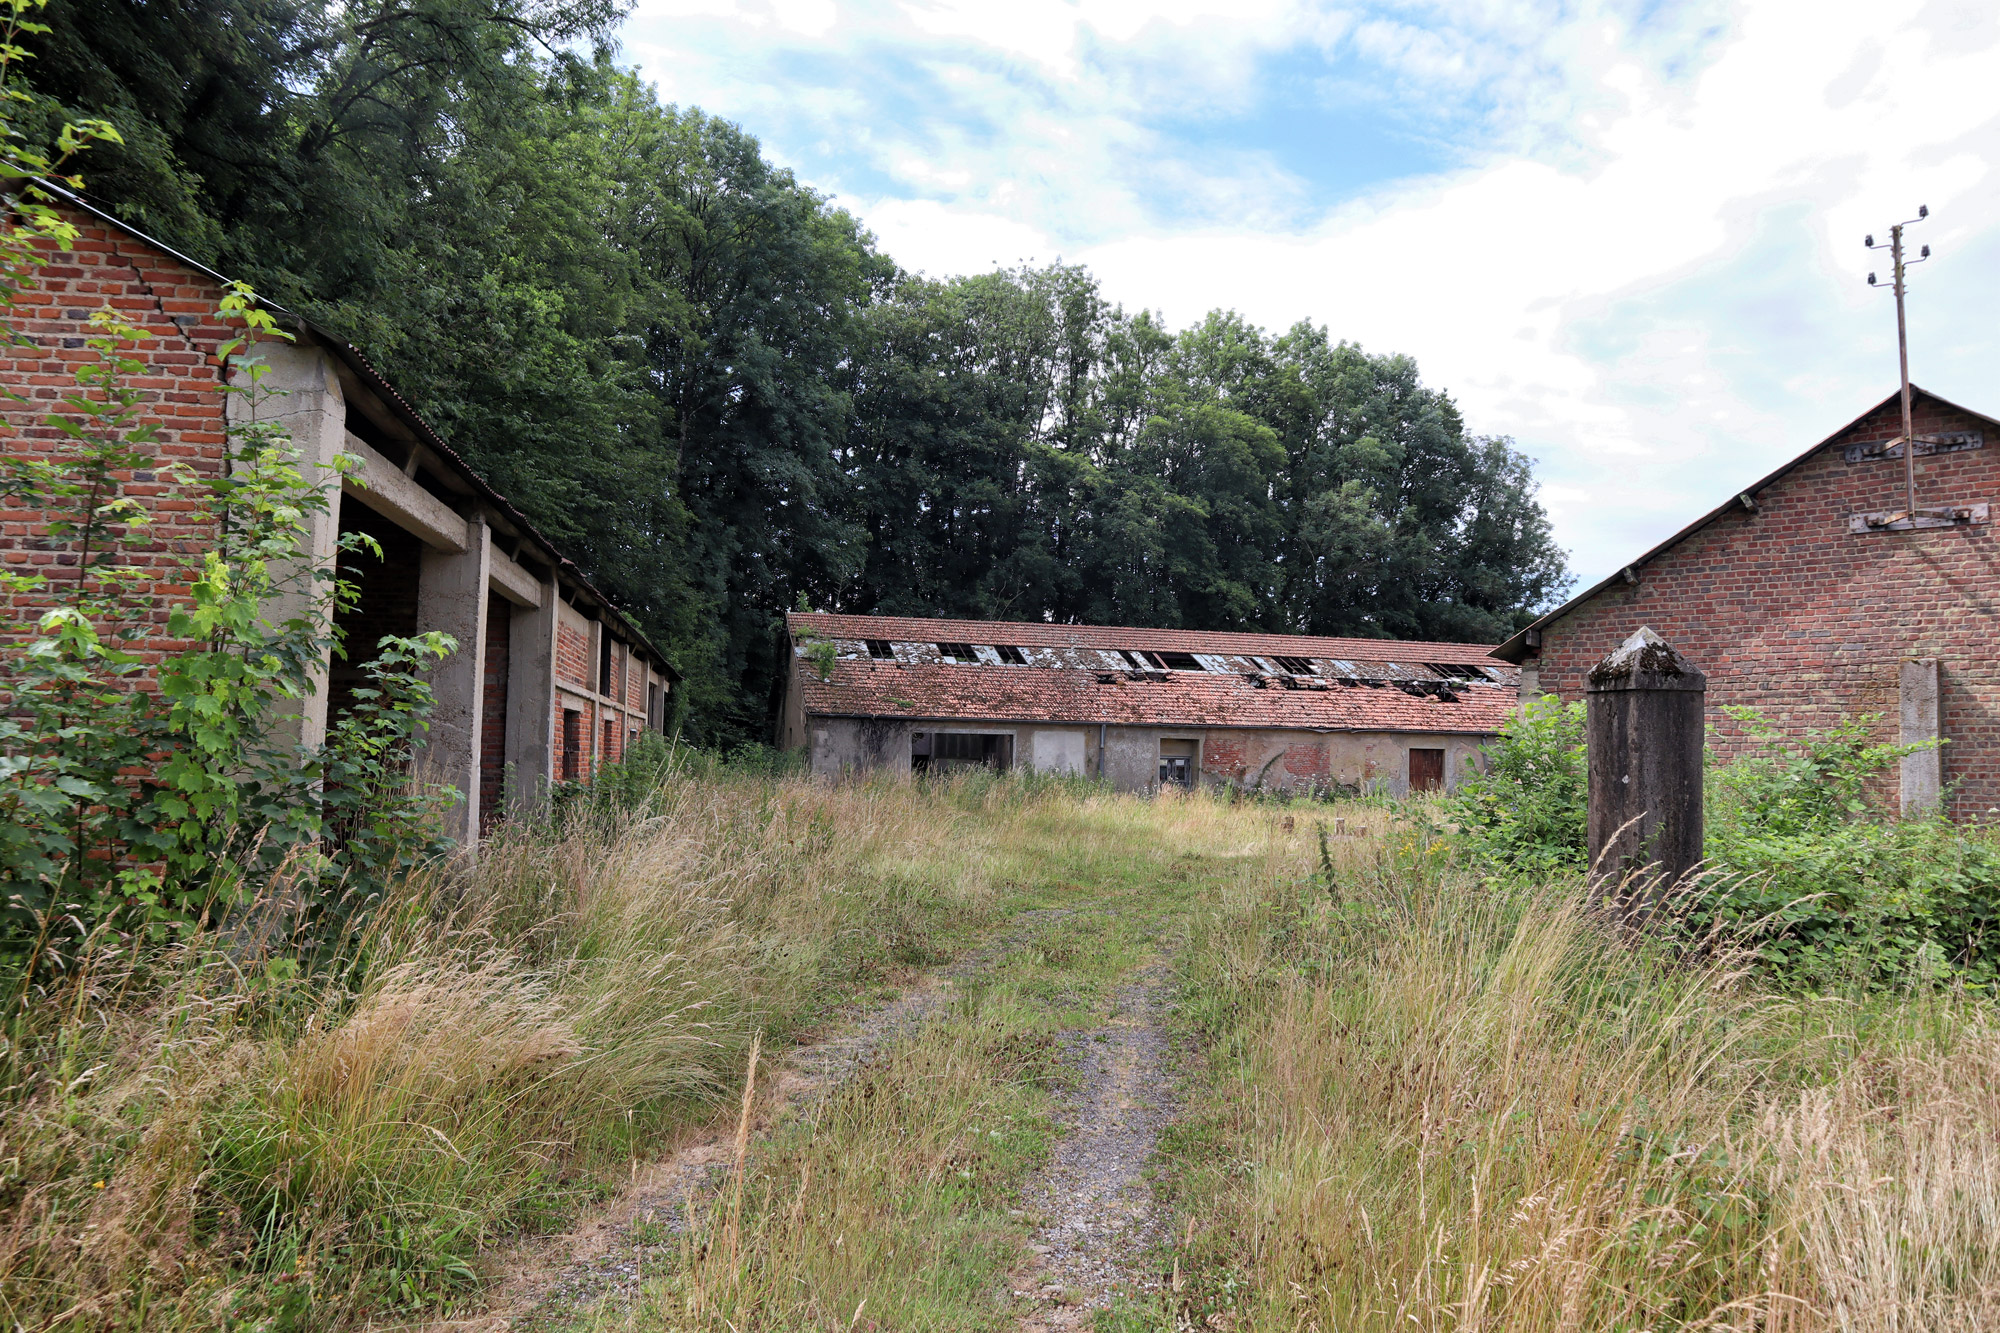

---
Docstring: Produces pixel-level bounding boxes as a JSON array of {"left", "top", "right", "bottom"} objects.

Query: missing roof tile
[
  {"left": 996, "top": 645, "right": 1027, "bottom": 665},
  {"left": 1273, "top": 655, "right": 1316, "bottom": 675},
  {"left": 1157, "top": 651, "right": 1204, "bottom": 671},
  {"left": 936, "top": 642, "right": 976, "bottom": 662},
  {"left": 866, "top": 639, "right": 895, "bottom": 660}
]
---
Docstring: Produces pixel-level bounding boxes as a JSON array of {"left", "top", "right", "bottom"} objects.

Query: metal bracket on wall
[
  {"left": 1844, "top": 430, "right": 1984, "bottom": 463},
  {"left": 1848, "top": 502, "right": 1989, "bottom": 533}
]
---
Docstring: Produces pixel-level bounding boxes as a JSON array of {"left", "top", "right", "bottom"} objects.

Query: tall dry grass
[
  {"left": 1180, "top": 831, "right": 2000, "bottom": 1332},
  {"left": 0, "top": 770, "right": 1000, "bottom": 1328}
]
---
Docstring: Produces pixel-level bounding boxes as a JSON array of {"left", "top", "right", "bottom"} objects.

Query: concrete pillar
[
  {"left": 505, "top": 573, "right": 559, "bottom": 815},
  {"left": 232, "top": 339, "right": 345, "bottom": 753},
  {"left": 1900, "top": 657, "right": 1942, "bottom": 817},
  {"left": 416, "top": 512, "right": 492, "bottom": 843},
  {"left": 1517, "top": 660, "right": 1541, "bottom": 710},
  {"left": 1585, "top": 627, "right": 1706, "bottom": 918}
]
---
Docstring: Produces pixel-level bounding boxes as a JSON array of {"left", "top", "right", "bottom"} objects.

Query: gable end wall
[{"left": 1532, "top": 395, "right": 2000, "bottom": 818}]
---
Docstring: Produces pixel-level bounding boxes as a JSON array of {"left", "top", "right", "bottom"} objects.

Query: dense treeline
[{"left": 22, "top": 0, "right": 1570, "bottom": 743}]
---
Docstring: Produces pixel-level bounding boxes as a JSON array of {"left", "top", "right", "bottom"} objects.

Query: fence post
[{"left": 1585, "top": 627, "right": 1706, "bottom": 917}]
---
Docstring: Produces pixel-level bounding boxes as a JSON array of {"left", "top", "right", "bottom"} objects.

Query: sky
[{"left": 616, "top": 0, "right": 2000, "bottom": 599}]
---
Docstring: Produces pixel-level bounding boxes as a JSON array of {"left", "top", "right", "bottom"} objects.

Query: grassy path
[{"left": 477, "top": 792, "right": 1294, "bottom": 1333}]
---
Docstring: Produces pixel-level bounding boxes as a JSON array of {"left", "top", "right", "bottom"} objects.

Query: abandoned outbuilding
[
  {"left": 1, "top": 190, "right": 677, "bottom": 844},
  {"left": 1493, "top": 387, "right": 2000, "bottom": 820},
  {"left": 780, "top": 612, "right": 1519, "bottom": 794}
]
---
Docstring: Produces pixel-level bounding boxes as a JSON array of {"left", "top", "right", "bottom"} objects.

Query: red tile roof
[
  {"left": 787, "top": 613, "right": 1518, "bottom": 735},
  {"left": 791, "top": 612, "right": 1507, "bottom": 665}
]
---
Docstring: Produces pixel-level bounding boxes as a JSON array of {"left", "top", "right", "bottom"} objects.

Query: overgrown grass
[
  {"left": 1165, "top": 821, "right": 2000, "bottom": 1332},
  {"left": 0, "top": 769, "right": 1002, "bottom": 1328}
]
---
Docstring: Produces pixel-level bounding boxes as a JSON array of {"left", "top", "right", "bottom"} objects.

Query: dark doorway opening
[
  {"left": 330, "top": 497, "right": 422, "bottom": 723},
  {"left": 479, "top": 592, "right": 512, "bottom": 834},
  {"left": 562, "top": 709, "right": 583, "bottom": 783},
  {"left": 1409, "top": 748, "right": 1446, "bottom": 793}
]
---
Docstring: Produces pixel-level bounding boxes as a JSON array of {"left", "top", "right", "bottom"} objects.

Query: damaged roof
[{"left": 787, "top": 613, "right": 1519, "bottom": 735}]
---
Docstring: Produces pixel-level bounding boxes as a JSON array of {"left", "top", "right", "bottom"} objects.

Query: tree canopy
[{"left": 22, "top": 0, "right": 1571, "bottom": 743}]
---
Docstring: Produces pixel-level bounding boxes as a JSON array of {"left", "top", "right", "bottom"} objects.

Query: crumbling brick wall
[
  {"left": 0, "top": 219, "right": 239, "bottom": 671},
  {"left": 1531, "top": 392, "right": 2000, "bottom": 819}
]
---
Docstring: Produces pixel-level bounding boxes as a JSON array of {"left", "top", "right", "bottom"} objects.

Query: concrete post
[
  {"left": 1585, "top": 627, "right": 1706, "bottom": 916},
  {"left": 416, "top": 512, "right": 492, "bottom": 843},
  {"left": 505, "top": 573, "right": 559, "bottom": 816},
  {"left": 1899, "top": 657, "right": 1942, "bottom": 816},
  {"left": 232, "top": 339, "right": 345, "bottom": 753}
]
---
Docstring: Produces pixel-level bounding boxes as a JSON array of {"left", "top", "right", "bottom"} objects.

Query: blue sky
[{"left": 617, "top": 0, "right": 2000, "bottom": 598}]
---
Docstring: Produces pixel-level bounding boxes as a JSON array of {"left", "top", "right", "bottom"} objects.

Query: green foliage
[
  {"left": 1436, "top": 695, "right": 1587, "bottom": 876},
  {"left": 0, "top": 19, "right": 457, "bottom": 955},
  {"left": 1437, "top": 698, "right": 2000, "bottom": 989},
  {"left": 18, "top": 8, "right": 1572, "bottom": 746},
  {"left": 1694, "top": 710, "right": 1990, "bottom": 988}
]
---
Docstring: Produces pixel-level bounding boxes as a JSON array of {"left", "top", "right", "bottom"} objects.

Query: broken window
[
  {"left": 922, "top": 731, "right": 1013, "bottom": 772},
  {"left": 1121, "top": 650, "right": 1164, "bottom": 670},
  {"left": 866, "top": 638, "right": 895, "bottom": 659},
  {"left": 1157, "top": 651, "right": 1204, "bottom": 671},
  {"left": 1159, "top": 738, "right": 1197, "bottom": 787},
  {"left": 1428, "top": 662, "right": 1489, "bottom": 681},
  {"left": 995, "top": 645, "right": 1027, "bottom": 665},
  {"left": 935, "top": 641, "right": 976, "bottom": 662},
  {"left": 1273, "top": 656, "right": 1316, "bottom": 675}
]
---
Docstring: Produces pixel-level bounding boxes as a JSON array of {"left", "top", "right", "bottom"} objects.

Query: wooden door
[{"left": 1409, "top": 748, "right": 1445, "bottom": 793}]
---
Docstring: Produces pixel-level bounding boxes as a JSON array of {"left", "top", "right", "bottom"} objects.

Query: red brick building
[
  {"left": 1, "top": 191, "right": 676, "bottom": 842},
  {"left": 1492, "top": 387, "right": 1999, "bottom": 818},
  {"left": 781, "top": 613, "right": 1519, "bottom": 795}
]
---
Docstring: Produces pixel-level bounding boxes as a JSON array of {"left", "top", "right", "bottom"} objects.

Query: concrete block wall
[
  {"left": 1528, "top": 394, "right": 2000, "bottom": 819},
  {"left": 802, "top": 716, "right": 1487, "bottom": 796}
]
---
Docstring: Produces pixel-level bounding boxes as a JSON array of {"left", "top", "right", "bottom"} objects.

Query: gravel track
[{"left": 1012, "top": 966, "right": 1180, "bottom": 1331}]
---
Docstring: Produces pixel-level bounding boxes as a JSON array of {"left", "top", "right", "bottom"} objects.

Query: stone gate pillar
[{"left": 1585, "top": 627, "right": 1706, "bottom": 917}]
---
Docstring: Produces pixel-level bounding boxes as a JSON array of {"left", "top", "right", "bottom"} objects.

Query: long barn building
[
  {"left": 1, "top": 190, "right": 677, "bottom": 843},
  {"left": 781, "top": 613, "right": 1518, "bottom": 795}
]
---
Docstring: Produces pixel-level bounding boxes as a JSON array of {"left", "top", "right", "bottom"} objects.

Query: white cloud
[{"left": 621, "top": 0, "right": 2000, "bottom": 592}]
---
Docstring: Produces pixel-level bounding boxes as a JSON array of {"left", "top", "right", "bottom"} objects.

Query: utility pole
[{"left": 1867, "top": 207, "right": 1931, "bottom": 521}]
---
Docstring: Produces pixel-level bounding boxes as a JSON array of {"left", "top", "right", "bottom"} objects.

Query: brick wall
[
  {"left": 0, "top": 220, "right": 240, "bottom": 670},
  {"left": 556, "top": 623, "right": 589, "bottom": 687},
  {"left": 1533, "top": 392, "right": 2000, "bottom": 818}
]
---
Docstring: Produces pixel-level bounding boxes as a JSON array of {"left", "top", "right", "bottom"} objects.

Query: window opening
[
  {"left": 1122, "top": 650, "right": 1163, "bottom": 670},
  {"left": 996, "top": 645, "right": 1027, "bottom": 665},
  {"left": 1273, "top": 655, "right": 1316, "bottom": 675},
  {"left": 562, "top": 710, "right": 582, "bottom": 783},
  {"left": 1159, "top": 738, "right": 1196, "bottom": 788},
  {"left": 935, "top": 641, "right": 976, "bottom": 662},
  {"left": 1157, "top": 651, "right": 1204, "bottom": 671},
  {"left": 918, "top": 731, "right": 1013, "bottom": 772},
  {"left": 866, "top": 638, "right": 895, "bottom": 659},
  {"left": 1428, "top": 662, "right": 1489, "bottom": 681},
  {"left": 1409, "top": 748, "right": 1446, "bottom": 793},
  {"left": 597, "top": 629, "right": 612, "bottom": 696}
]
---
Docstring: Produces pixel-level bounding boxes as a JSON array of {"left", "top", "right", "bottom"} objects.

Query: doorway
[{"left": 1409, "top": 747, "right": 1446, "bottom": 793}]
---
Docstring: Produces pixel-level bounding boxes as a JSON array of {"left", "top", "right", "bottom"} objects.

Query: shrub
[{"left": 1436, "top": 694, "right": 1586, "bottom": 876}]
